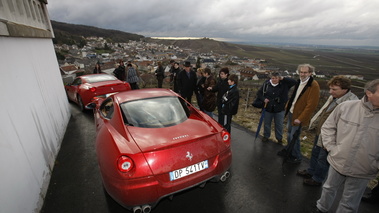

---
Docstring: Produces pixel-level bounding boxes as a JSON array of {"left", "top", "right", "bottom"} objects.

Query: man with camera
[{"left": 254, "top": 72, "right": 297, "bottom": 144}]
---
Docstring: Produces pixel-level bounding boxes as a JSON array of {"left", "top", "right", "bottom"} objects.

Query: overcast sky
[{"left": 47, "top": 0, "right": 379, "bottom": 47}]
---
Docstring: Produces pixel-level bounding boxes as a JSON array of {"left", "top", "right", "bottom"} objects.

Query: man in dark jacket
[
  {"left": 208, "top": 67, "right": 230, "bottom": 126},
  {"left": 155, "top": 61, "right": 165, "bottom": 88},
  {"left": 170, "top": 62, "right": 181, "bottom": 93},
  {"left": 177, "top": 61, "right": 197, "bottom": 103},
  {"left": 221, "top": 74, "right": 240, "bottom": 133},
  {"left": 256, "top": 72, "right": 297, "bottom": 143},
  {"left": 113, "top": 60, "right": 126, "bottom": 81}
]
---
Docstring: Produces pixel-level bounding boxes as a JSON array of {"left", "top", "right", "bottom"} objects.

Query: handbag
[
  {"left": 252, "top": 81, "right": 268, "bottom": 108},
  {"left": 252, "top": 98, "right": 264, "bottom": 108}
]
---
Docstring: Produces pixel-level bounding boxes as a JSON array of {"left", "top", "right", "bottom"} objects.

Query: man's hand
[{"left": 294, "top": 119, "right": 301, "bottom": 125}]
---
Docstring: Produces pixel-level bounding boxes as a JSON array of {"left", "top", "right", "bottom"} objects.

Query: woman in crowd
[{"left": 202, "top": 68, "right": 217, "bottom": 117}]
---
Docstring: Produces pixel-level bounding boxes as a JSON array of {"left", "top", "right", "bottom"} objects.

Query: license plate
[{"left": 169, "top": 160, "right": 209, "bottom": 181}]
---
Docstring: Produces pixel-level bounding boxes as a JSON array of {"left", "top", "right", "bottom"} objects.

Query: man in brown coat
[{"left": 277, "top": 64, "right": 320, "bottom": 164}]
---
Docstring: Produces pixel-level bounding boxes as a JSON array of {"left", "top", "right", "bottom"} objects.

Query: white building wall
[
  {"left": 0, "top": 37, "right": 70, "bottom": 212},
  {"left": 0, "top": 1, "right": 70, "bottom": 212}
]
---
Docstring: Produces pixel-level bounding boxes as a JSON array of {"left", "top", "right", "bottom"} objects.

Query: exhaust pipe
[
  {"left": 199, "top": 182, "right": 206, "bottom": 188},
  {"left": 220, "top": 171, "right": 230, "bottom": 182},
  {"left": 133, "top": 206, "right": 142, "bottom": 213},
  {"left": 142, "top": 205, "right": 152, "bottom": 213}
]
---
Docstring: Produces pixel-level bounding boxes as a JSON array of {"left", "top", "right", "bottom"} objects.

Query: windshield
[
  {"left": 120, "top": 96, "right": 189, "bottom": 128},
  {"left": 82, "top": 74, "right": 117, "bottom": 83}
]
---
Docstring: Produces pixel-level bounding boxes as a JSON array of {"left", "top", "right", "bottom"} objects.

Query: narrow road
[{"left": 41, "top": 104, "right": 377, "bottom": 213}]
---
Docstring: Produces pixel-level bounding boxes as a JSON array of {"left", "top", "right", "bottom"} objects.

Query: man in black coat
[
  {"left": 113, "top": 60, "right": 126, "bottom": 81},
  {"left": 221, "top": 74, "right": 240, "bottom": 133},
  {"left": 177, "top": 61, "right": 197, "bottom": 103},
  {"left": 208, "top": 67, "right": 230, "bottom": 126}
]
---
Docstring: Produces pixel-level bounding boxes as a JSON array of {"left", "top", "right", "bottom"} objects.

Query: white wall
[{"left": 0, "top": 37, "right": 70, "bottom": 213}]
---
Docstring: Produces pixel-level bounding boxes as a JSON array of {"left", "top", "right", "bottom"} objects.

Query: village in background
[{"left": 58, "top": 36, "right": 365, "bottom": 86}]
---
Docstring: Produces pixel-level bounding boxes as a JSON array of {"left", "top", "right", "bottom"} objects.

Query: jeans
[
  {"left": 263, "top": 111, "right": 285, "bottom": 140},
  {"left": 224, "top": 114, "right": 232, "bottom": 133},
  {"left": 130, "top": 82, "right": 139, "bottom": 90},
  {"left": 196, "top": 93, "right": 203, "bottom": 111},
  {"left": 217, "top": 103, "right": 225, "bottom": 126},
  {"left": 307, "top": 135, "right": 330, "bottom": 183},
  {"left": 286, "top": 113, "right": 302, "bottom": 160},
  {"left": 317, "top": 167, "right": 369, "bottom": 213},
  {"left": 204, "top": 110, "right": 213, "bottom": 118}
]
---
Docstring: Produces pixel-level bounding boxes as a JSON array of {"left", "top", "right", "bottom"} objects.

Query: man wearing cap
[{"left": 177, "top": 61, "right": 197, "bottom": 103}]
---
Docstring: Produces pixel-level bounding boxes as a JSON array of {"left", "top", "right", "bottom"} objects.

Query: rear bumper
[{"left": 102, "top": 148, "right": 232, "bottom": 209}]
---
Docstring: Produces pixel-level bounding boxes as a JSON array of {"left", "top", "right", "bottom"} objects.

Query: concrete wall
[
  {"left": 0, "top": 1, "right": 70, "bottom": 212},
  {"left": 0, "top": 36, "right": 70, "bottom": 212},
  {"left": 0, "top": 27, "right": 70, "bottom": 213}
]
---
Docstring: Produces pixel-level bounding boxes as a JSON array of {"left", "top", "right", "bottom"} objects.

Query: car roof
[
  {"left": 80, "top": 73, "right": 116, "bottom": 81},
  {"left": 113, "top": 88, "right": 179, "bottom": 103}
]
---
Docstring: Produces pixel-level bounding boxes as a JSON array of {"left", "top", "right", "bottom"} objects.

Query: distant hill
[
  {"left": 51, "top": 21, "right": 379, "bottom": 80},
  {"left": 51, "top": 20, "right": 145, "bottom": 45}
]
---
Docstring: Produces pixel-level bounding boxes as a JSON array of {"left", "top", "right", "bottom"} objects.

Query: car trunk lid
[
  {"left": 88, "top": 81, "right": 129, "bottom": 95},
  {"left": 126, "top": 119, "right": 224, "bottom": 175}
]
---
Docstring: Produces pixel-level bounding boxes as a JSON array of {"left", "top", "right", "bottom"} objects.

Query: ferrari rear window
[
  {"left": 120, "top": 96, "right": 189, "bottom": 128},
  {"left": 83, "top": 74, "right": 117, "bottom": 83}
]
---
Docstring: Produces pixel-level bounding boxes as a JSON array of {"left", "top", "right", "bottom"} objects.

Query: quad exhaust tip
[
  {"left": 133, "top": 205, "right": 151, "bottom": 213},
  {"left": 220, "top": 171, "right": 230, "bottom": 182},
  {"left": 133, "top": 206, "right": 142, "bottom": 213},
  {"left": 142, "top": 205, "right": 152, "bottom": 213},
  {"left": 132, "top": 171, "right": 230, "bottom": 213}
]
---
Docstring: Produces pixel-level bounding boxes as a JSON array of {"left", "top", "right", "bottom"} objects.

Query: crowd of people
[
  {"left": 252, "top": 64, "right": 379, "bottom": 213},
  {"left": 96, "top": 60, "right": 378, "bottom": 212}
]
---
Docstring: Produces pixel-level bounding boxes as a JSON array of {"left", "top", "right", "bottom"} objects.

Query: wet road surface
[{"left": 41, "top": 104, "right": 378, "bottom": 213}]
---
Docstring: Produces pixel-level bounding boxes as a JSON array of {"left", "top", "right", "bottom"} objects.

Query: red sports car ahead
[
  {"left": 87, "top": 89, "right": 232, "bottom": 213},
  {"left": 65, "top": 74, "right": 131, "bottom": 111}
]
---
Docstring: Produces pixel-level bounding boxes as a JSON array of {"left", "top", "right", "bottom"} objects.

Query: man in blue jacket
[{"left": 255, "top": 72, "right": 297, "bottom": 143}]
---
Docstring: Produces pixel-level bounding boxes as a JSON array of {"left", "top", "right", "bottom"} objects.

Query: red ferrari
[
  {"left": 87, "top": 89, "right": 232, "bottom": 213},
  {"left": 65, "top": 74, "right": 131, "bottom": 111}
]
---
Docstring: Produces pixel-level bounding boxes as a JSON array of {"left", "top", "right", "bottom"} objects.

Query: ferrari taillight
[
  {"left": 117, "top": 156, "right": 134, "bottom": 172},
  {"left": 221, "top": 130, "right": 231, "bottom": 145},
  {"left": 90, "top": 87, "right": 96, "bottom": 92},
  {"left": 124, "top": 82, "right": 131, "bottom": 90}
]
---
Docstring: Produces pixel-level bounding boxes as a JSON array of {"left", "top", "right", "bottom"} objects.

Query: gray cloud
[{"left": 47, "top": 0, "right": 379, "bottom": 46}]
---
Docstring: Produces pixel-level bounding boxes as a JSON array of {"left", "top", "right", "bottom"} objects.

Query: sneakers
[
  {"left": 286, "top": 157, "right": 302, "bottom": 164},
  {"left": 303, "top": 178, "right": 322, "bottom": 186},
  {"left": 277, "top": 148, "right": 287, "bottom": 157},
  {"left": 262, "top": 137, "right": 269, "bottom": 142},
  {"left": 296, "top": 169, "right": 312, "bottom": 179}
]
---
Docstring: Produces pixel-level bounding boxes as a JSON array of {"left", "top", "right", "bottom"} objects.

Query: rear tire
[
  {"left": 77, "top": 95, "right": 85, "bottom": 111},
  {"left": 66, "top": 91, "right": 72, "bottom": 103}
]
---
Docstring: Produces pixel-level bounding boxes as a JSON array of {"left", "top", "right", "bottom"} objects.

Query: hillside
[
  {"left": 51, "top": 21, "right": 379, "bottom": 80},
  {"left": 51, "top": 20, "right": 145, "bottom": 45},
  {"left": 151, "top": 38, "right": 379, "bottom": 80}
]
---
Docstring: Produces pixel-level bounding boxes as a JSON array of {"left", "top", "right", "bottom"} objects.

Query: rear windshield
[
  {"left": 82, "top": 74, "right": 117, "bottom": 83},
  {"left": 120, "top": 96, "right": 189, "bottom": 128}
]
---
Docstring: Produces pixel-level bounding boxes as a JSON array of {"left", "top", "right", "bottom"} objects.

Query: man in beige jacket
[
  {"left": 315, "top": 79, "right": 379, "bottom": 213},
  {"left": 297, "top": 76, "right": 358, "bottom": 186}
]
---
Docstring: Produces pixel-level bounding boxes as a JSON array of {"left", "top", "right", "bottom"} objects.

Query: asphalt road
[{"left": 41, "top": 103, "right": 378, "bottom": 213}]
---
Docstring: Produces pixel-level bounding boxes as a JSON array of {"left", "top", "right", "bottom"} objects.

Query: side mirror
[{"left": 85, "top": 102, "right": 96, "bottom": 110}]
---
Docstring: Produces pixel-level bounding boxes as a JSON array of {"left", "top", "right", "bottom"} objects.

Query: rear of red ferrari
[
  {"left": 96, "top": 92, "right": 232, "bottom": 211},
  {"left": 80, "top": 74, "right": 131, "bottom": 106}
]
